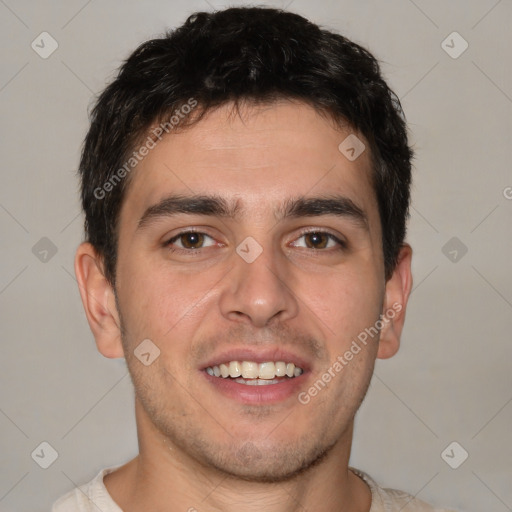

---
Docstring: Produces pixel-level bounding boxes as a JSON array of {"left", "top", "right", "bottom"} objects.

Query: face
[{"left": 85, "top": 100, "right": 409, "bottom": 482}]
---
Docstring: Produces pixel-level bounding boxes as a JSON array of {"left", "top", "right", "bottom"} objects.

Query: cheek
[
  {"left": 118, "top": 258, "right": 224, "bottom": 340},
  {"left": 302, "top": 264, "right": 383, "bottom": 344}
]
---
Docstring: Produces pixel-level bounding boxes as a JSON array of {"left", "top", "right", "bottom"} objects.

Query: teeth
[
  {"left": 205, "top": 360, "right": 304, "bottom": 380},
  {"left": 258, "top": 362, "right": 276, "bottom": 379},
  {"left": 219, "top": 363, "right": 229, "bottom": 378},
  {"left": 229, "top": 361, "right": 241, "bottom": 377},
  {"left": 275, "top": 361, "right": 286, "bottom": 377},
  {"left": 241, "top": 361, "right": 259, "bottom": 379},
  {"left": 235, "top": 378, "right": 280, "bottom": 385}
]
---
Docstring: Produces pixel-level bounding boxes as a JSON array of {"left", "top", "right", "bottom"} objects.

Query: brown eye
[
  {"left": 179, "top": 232, "right": 205, "bottom": 249},
  {"left": 291, "top": 231, "right": 345, "bottom": 251},
  {"left": 304, "top": 232, "right": 329, "bottom": 249},
  {"left": 166, "top": 231, "right": 216, "bottom": 251}
]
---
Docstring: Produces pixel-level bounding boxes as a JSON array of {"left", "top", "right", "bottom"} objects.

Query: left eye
[
  {"left": 291, "top": 232, "right": 344, "bottom": 250},
  {"left": 167, "top": 232, "right": 216, "bottom": 250}
]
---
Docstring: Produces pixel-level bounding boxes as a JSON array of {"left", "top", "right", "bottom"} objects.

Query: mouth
[
  {"left": 201, "top": 351, "right": 309, "bottom": 404},
  {"left": 205, "top": 360, "right": 304, "bottom": 386}
]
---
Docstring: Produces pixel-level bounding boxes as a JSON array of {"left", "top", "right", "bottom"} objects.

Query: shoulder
[
  {"left": 52, "top": 465, "right": 123, "bottom": 512},
  {"left": 349, "top": 467, "right": 460, "bottom": 512}
]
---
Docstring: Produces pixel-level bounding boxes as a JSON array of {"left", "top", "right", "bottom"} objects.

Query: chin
[{"left": 190, "top": 436, "right": 336, "bottom": 483}]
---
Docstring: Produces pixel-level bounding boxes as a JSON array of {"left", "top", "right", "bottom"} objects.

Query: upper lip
[{"left": 200, "top": 347, "right": 311, "bottom": 372}]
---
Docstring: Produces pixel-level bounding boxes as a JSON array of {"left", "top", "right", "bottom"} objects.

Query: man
[{"left": 53, "top": 6, "right": 458, "bottom": 511}]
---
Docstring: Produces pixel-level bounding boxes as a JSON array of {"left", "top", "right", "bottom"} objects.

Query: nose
[{"left": 218, "top": 242, "right": 299, "bottom": 328}]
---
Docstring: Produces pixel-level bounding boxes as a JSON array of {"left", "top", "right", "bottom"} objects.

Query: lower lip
[{"left": 202, "top": 371, "right": 307, "bottom": 404}]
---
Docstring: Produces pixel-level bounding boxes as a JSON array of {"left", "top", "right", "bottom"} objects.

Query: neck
[{"left": 104, "top": 401, "right": 371, "bottom": 512}]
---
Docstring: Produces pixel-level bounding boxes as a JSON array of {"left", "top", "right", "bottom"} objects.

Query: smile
[{"left": 205, "top": 360, "right": 304, "bottom": 384}]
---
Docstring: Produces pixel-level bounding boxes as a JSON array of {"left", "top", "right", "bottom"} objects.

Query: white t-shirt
[{"left": 52, "top": 465, "right": 458, "bottom": 511}]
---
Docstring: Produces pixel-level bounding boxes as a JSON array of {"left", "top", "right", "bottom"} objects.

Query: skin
[{"left": 75, "top": 100, "right": 413, "bottom": 512}]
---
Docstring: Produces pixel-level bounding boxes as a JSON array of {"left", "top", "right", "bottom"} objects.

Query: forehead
[{"left": 119, "top": 100, "right": 378, "bottom": 231}]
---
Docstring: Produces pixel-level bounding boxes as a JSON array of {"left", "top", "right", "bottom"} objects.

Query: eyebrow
[{"left": 136, "top": 193, "right": 369, "bottom": 232}]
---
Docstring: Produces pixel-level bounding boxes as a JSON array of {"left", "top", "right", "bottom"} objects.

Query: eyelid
[{"left": 291, "top": 228, "right": 347, "bottom": 249}]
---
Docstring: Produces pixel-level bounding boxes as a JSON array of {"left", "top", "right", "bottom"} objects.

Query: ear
[
  {"left": 377, "top": 244, "right": 413, "bottom": 360},
  {"left": 74, "top": 242, "right": 124, "bottom": 359}
]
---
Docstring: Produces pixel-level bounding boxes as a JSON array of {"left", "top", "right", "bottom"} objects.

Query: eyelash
[{"left": 164, "top": 229, "right": 347, "bottom": 254}]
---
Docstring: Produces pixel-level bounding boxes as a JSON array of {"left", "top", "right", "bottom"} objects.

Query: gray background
[{"left": 1, "top": 1, "right": 511, "bottom": 511}]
